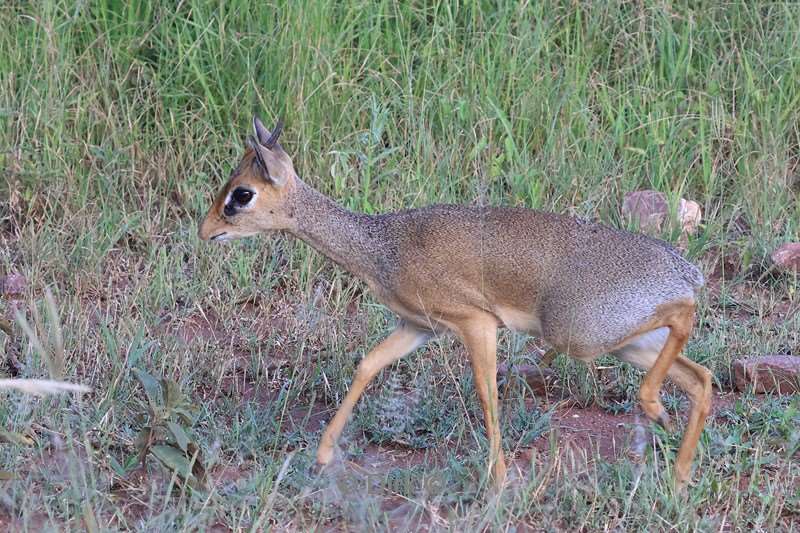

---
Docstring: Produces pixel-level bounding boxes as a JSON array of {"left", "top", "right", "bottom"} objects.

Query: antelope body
[{"left": 199, "top": 117, "right": 712, "bottom": 488}]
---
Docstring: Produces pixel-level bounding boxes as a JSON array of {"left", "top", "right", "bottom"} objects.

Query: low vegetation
[{"left": 1, "top": 1, "right": 798, "bottom": 530}]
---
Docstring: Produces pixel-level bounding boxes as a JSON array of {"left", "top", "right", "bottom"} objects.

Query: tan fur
[{"left": 200, "top": 117, "right": 711, "bottom": 489}]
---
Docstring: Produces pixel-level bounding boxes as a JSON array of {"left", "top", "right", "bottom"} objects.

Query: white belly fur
[
  {"left": 494, "top": 305, "right": 543, "bottom": 336},
  {"left": 612, "top": 327, "right": 669, "bottom": 369}
]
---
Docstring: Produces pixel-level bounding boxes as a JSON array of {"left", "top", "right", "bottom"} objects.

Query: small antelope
[{"left": 200, "top": 116, "right": 711, "bottom": 489}]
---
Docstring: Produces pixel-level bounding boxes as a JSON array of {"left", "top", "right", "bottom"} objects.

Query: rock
[
  {"left": 497, "top": 363, "right": 559, "bottom": 396},
  {"left": 0, "top": 273, "right": 26, "bottom": 297},
  {"left": 622, "top": 190, "right": 702, "bottom": 236},
  {"left": 733, "top": 355, "right": 800, "bottom": 394},
  {"left": 678, "top": 199, "right": 702, "bottom": 235},
  {"left": 622, "top": 190, "right": 667, "bottom": 234},
  {"left": 771, "top": 243, "right": 800, "bottom": 274}
]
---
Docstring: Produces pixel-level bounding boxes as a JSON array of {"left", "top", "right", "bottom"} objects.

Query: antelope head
[{"left": 199, "top": 116, "right": 298, "bottom": 241}]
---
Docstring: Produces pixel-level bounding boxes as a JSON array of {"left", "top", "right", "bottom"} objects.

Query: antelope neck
[{"left": 289, "top": 178, "right": 386, "bottom": 283}]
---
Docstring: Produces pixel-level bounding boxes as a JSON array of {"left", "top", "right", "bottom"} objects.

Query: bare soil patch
[
  {"left": 530, "top": 403, "right": 640, "bottom": 461},
  {"left": 319, "top": 390, "right": 761, "bottom": 483}
]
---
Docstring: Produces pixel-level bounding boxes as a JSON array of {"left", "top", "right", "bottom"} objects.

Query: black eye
[{"left": 232, "top": 188, "right": 254, "bottom": 205}]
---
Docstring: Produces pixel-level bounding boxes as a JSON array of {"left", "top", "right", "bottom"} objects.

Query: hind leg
[
  {"left": 615, "top": 327, "right": 674, "bottom": 427},
  {"left": 643, "top": 362, "right": 684, "bottom": 429},
  {"left": 664, "top": 356, "right": 712, "bottom": 484},
  {"left": 636, "top": 302, "right": 694, "bottom": 430},
  {"left": 615, "top": 305, "right": 712, "bottom": 486}
]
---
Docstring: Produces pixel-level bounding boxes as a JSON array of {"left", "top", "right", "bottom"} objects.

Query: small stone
[
  {"left": 497, "top": 363, "right": 559, "bottom": 396},
  {"left": 678, "top": 199, "right": 702, "bottom": 235},
  {"left": 733, "top": 355, "right": 800, "bottom": 394},
  {"left": 621, "top": 190, "right": 702, "bottom": 236},
  {"left": 771, "top": 243, "right": 800, "bottom": 274},
  {"left": 0, "top": 273, "right": 26, "bottom": 297}
]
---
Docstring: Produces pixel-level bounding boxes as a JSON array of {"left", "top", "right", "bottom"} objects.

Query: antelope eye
[{"left": 232, "top": 187, "right": 254, "bottom": 205}]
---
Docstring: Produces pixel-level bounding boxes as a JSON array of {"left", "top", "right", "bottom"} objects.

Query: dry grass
[{"left": 1, "top": 1, "right": 799, "bottom": 530}]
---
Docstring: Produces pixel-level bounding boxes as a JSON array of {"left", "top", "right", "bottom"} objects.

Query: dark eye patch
[{"left": 232, "top": 187, "right": 254, "bottom": 205}]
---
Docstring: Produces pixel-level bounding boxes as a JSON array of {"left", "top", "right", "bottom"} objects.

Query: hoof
[
  {"left": 489, "top": 456, "right": 508, "bottom": 491},
  {"left": 641, "top": 399, "right": 672, "bottom": 431},
  {"left": 316, "top": 441, "right": 343, "bottom": 469},
  {"left": 656, "top": 410, "right": 674, "bottom": 432},
  {"left": 316, "top": 446, "right": 334, "bottom": 467},
  {"left": 310, "top": 460, "right": 328, "bottom": 477},
  {"left": 673, "top": 464, "right": 692, "bottom": 493}
]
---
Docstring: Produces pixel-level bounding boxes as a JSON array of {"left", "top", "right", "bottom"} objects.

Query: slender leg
[
  {"left": 638, "top": 308, "right": 693, "bottom": 431},
  {"left": 665, "top": 355, "right": 712, "bottom": 486},
  {"left": 316, "top": 323, "right": 430, "bottom": 466},
  {"left": 457, "top": 317, "right": 506, "bottom": 487},
  {"left": 620, "top": 302, "right": 710, "bottom": 488}
]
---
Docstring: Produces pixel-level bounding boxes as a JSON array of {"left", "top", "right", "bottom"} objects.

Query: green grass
[{"left": 1, "top": 0, "right": 799, "bottom": 530}]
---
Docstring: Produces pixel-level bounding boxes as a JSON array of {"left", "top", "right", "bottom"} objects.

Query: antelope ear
[
  {"left": 246, "top": 136, "right": 288, "bottom": 187},
  {"left": 253, "top": 115, "right": 270, "bottom": 145}
]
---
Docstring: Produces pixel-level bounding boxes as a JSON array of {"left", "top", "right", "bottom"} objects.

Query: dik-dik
[{"left": 199, "top": 116, "right": 711, "bottom": 489}]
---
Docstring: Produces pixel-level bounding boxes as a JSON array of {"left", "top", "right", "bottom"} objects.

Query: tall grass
[{"left": 1, "top": 0, "right": 799, "bottom": 530}]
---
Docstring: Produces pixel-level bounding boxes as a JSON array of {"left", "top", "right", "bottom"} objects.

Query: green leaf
[
  {"left": 0, "top": 430, "right": 34, "bottom": 446},
  {"left": 134, "top": 426, "right": 152, "bottom": 449},
  {"left": 133, "top": 368, "right": 162, "bottom": 408},
  {"left": 135, "top": 426, "right": 153, "bottom": 465},
  {"left": 162, "top": 379, "right": 184, "bottom": 411},
  {"left": 124, "top": 453, "right": 139, "bottom": 471},
  {"left": 151, "top": 445, "right": 192, "bottom": 478},
  {"left": 126, "top": 326, "right": 149, "bottom": 368},
  {"left": 108, "top": 455, "right": 126, "bottom": 477},
  {"left": 172, "top": 406, "right": 195, "bottom": 425},
  {"left": 166, "top": 421, "right": 190, "bottom": 452}
]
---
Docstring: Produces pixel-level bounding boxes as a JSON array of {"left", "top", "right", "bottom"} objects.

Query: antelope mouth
[{"left": 210, "top": 232, "right": 228, "bottom": 241}]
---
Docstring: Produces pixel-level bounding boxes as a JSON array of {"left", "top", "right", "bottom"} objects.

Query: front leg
[
  {"left": 316, "top": 323, "right": 431, "bottom": 466},
  {"left": 456, "top": 316, "right": 506, "bottom": 487}
]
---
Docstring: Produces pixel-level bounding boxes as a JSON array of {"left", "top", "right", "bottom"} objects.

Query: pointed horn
[{"left": 264, "top": 118, "right": 284, "bottom": 149}]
